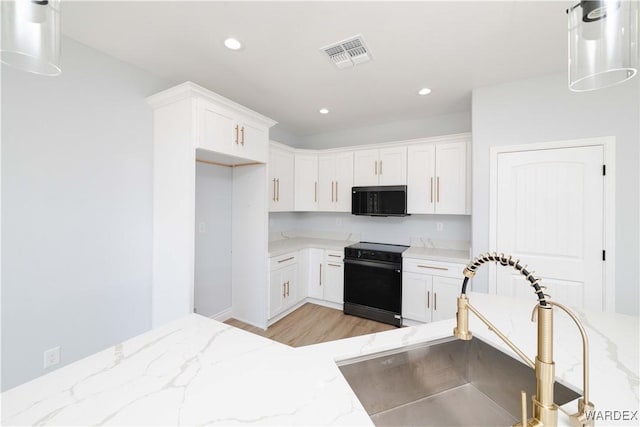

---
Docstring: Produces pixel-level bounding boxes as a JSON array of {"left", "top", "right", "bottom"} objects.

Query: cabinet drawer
[
  {"left": 324, "top": 249, "right": 344, "bottom": 262},
  {"left": 402, "top": 258, "right": 465, "bottom": 278},
  {"left": 270, "top": 252, "right": 298, "bottom": 270}
]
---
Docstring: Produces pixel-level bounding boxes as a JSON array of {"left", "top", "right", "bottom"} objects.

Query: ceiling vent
[{"left": 320, "top": 35, "right": 372, "bottom": 69}]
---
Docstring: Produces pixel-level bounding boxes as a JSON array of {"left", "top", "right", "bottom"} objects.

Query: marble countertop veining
[
  {"left": 2, "top": 292, "right": 638, "bottom": 426},
  {"left": 268, "top": 237, "right": 358, "bottom": 257},
  {"left": 402, "top": 246, "right": 471, "bottom": 263}
]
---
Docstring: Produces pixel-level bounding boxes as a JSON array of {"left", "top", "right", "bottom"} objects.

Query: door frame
[{"left": 488, "top": 136, "right": 616, "bottom": 312}]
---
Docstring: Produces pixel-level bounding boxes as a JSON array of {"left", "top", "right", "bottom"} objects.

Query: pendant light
[
  {"left": 567, "top": 0, "right": 639, "bottom": 91},
  {"left": 1, "top": 0, "right": 61, "bottom": 76}
]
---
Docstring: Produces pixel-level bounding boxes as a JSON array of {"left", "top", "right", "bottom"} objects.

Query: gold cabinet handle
[
  {"left": 418, "top": 264, "right": 449, "bottom": 271},
  {"left": 327, "top": 263, "right": 341, "bottom": 267},
  {"left": 328, "top": 254, "right": 341, "bottom": 258},
  {"left": 240, "top": 126, "right": 245, "bottom": 146},
  {"left": 235, "top": 125, "right": 239, "bottom": 144},
  {"left": 276, "top": 178, "right": 280, "bottom": 201},
  {"left": 286, "top": 280, "right": 290, "bottom": 297},
  {"left": 427, "top": 290, "right": 430, "bottom": 309},
  {"left": 282, "top": 283, "right": 286, "bottom": 298},
  {"left": 272, "top": 178, "right": 276, "bottom": 201},
  {"left": 335, "top": 181, "right": 338, "bottom": 202},
  {"left": 380, "top": 160, "right": 383, "bottom": 175},
  {"left": 314, "top": 182, "right": 317, "bottom": 202},
  {"left": 434, "top": 292, "right": 437, "bottom": 311},
  {"left": 430, "top": 177, "right": 433, "bottom": 203},
  {"left": 437, "top": 176, "right": 440, "bottom": 203},
  {"left": 278, "top": 256, "right": 295, "bottom": 263},
  {"left": 331, "top": 181, "right": 334, "bottom": 202},
  {"left": 374, "top": 160, "right": 378, "bottom": 175},
  {"left": 319, "top": 264, "right": 322, "bottom": 286}
]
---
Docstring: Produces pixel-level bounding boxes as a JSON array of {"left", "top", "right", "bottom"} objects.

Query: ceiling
[{"left": 62, "top": 1, "right": 571, "bottom": 137}]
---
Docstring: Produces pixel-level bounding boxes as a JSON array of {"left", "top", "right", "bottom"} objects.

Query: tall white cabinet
[{"left": 147, "top": 82, "right": 276, "bottom": 328}]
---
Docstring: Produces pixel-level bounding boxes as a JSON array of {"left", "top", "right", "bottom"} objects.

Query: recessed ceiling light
[
  {"left": 224, "top": 38, "right": 242, "bottom": 50},
  {"left": 418, "top": 87, "right": 432, "bottom": 96},
  {"left": 319, "top": 108, "right": 329, "bottom": 114}
]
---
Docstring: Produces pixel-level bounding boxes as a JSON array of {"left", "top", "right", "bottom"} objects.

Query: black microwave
[{"left": 351, "top": 185, "right": 408, "bottom": 217}]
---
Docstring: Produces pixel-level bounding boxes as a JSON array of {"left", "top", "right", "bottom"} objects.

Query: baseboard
[
  {"left": 210, "top": 307, "right": 233, "bottom": 322},
  {"left": 402, "top": 318, "right": 425, "bottom": 327},
  {"left": 267, "top": 300, "right": 307, "bottom": 327},
  {"left": 305, "top": 298, "right": 343, "bottom": 311}
]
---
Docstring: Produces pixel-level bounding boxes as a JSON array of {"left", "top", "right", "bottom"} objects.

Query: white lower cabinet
[
  {"left": 402, "top": 258, "right": 465, "bottom": 323},
  {"left": 323, "top": 250, "right": 344, "bottom": 304},
  {"left": 269, "top": 252, "right": 299, "bottom": 319}
]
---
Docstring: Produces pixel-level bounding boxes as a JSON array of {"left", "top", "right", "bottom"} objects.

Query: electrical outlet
[
  {"left": 436, "top": 222, "right": 444, "bottom": 232},
  {"left": 43, "top": 346, "right": 60, "bottom": 369},
  {"left": 198, "top": 222, "right": 206, "bottom": 233}
]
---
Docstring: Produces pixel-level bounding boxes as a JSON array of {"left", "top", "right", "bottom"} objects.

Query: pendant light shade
[
  {"left": 1, "top": 0, "right": 61, "bottom": 76},
  {"left": 568, "top": 0, "right": 639, "bottom": 91}
]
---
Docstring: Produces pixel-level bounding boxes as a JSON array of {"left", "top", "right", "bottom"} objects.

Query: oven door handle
[{"left": 344, "top": 258, "right": 401, "bottom": 271}]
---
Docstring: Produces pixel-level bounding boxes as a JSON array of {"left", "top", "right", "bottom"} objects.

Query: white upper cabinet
[
  {"left": 190, "top": 84, "right": 275, "bottom": 165},
  {"left": 294, "top": 153, "right": 319, "bottom": 211},
  {"left": 269, "top": 144, "right": 294, "bottom": 212},
  {"left": 354, "top": 146, "right": 407, "bottom": 187},
  {"left": 318, "top": 151, "right": 354, "bottom": 212},
  {"left": 407, "top": 139, "right": 469, "bottom": 214}
]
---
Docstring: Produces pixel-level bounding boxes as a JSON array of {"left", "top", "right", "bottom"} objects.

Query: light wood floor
[{"left": 225, "top": 303, "right": 397, "bottom": 347}]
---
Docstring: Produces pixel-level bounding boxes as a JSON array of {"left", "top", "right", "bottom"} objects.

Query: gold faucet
[{"left": 453, "top": 253, "right": 594, "bottom": 427}]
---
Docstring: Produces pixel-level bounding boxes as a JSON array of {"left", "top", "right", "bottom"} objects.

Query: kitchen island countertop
[{"left": 2, "top": 292, "right": 638, "bottom": 426}]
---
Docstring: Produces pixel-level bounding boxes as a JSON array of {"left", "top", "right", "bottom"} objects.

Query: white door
[
  {"left": 294, "top": 153, "right": 318, "bottom": 211},
  {"left": 378, "top": 147, "right": 407, "bottom": 185},
  {"left": 402, "top": 272, "right": 431, "bottom": 322},
  {"left": 318, "top": 154, "right": 335, "bottom": 211},
  {"left": 495, "top": 145, "right": 604, "bottom": 310},
  {"left": 435, "top": 142, "right": 467, "bottom": 214},
  {"left": 323, "top": 261, "right": 344, "bottom": 304},
  {"left": 353, "top": 149, "right": 379, "bottom": 186},
  {"left": 334, "top": 152, "right": 354, "bottom": 212},
  {"left": 407, "top": 144, "right": 436, "bottom": 214},
  {"left": 431, "top": 276, "right": 460, "bottom": 322}
]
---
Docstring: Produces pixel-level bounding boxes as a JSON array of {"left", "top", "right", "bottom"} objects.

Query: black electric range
[{"left": 343, "top": 242, "right": 409, "bottom": 327}]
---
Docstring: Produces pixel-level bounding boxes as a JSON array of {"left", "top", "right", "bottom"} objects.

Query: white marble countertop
[
  {"left": 402, "top": 246, "right": 471, "bottom": 263},
  {"left": 268, "top": 237, "right": 357, "bottom": 257},
  {"left": 3, "top": 292, "right": 638, "bottom": 426}
]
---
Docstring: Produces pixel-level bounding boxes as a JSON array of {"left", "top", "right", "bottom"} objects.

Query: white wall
[
  {"left": 1, "top": 37, "right": 170, "bottom": 390},
  {"left": 472, "top": 73, "right": 640, "bottom": 315},
  {"left": 270, "top": 212, "right": 471, "bottom": 247},
  {"left": 194, "top": 163, "right": 232, "bottom": 317},
  {"left": 294, "top": 111, "right": 471, "bottom": 149}
]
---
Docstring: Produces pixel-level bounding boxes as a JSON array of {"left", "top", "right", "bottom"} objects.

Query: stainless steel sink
[{"left": 337, "top": 337, "right": 580, "bottom": 426}]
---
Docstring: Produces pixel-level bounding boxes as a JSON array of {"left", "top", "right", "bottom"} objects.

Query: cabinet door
[
  {"left": 431, "top": 276, "right": 460, "bottom": 322},
  {"left": 198, "top": 100, "right": 235, "bottom": 155},
  {"left": 323, "top": 260, "right": 344, "bottom": 304},
  {"left": 282, "top": 265, "right": 298, "bottom": 309},
  {"left": 318, "top": 154, "right": 336, "bottom": 211},
  {"left": 402, "top": 272, "right": 432, "bottom": 322},
  {"left": 378, "top": 146, "right": 407, "bottom": 185},
  {"left": 434, "top": 142, "right": 467, "bottom": 214},
  {"left": 277, "top": 149, "right": 295, "bottom": 211},
  {"left": 353, "top": 149, "right": 379, "bottom": 186},
  {"left": 234, "top": 121, "right": 268, "bottom": 163},
  {"left": 407, "top": 144, "right": 436, "bottom": 214},
  {"left": 306, "top": 249, "right": 324, "bottom": 299},
  {"left": 269, "top": 148, "right": 294, "bottom": 212},
  {"left": 334, "top": 152, "right": 354, "bottom": 212},
  {"left": 294, "top": 153, "right": 319, "bottom": 211},
  {"left": 269, "top": 270, "right": 285, "bottom": 319}
]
